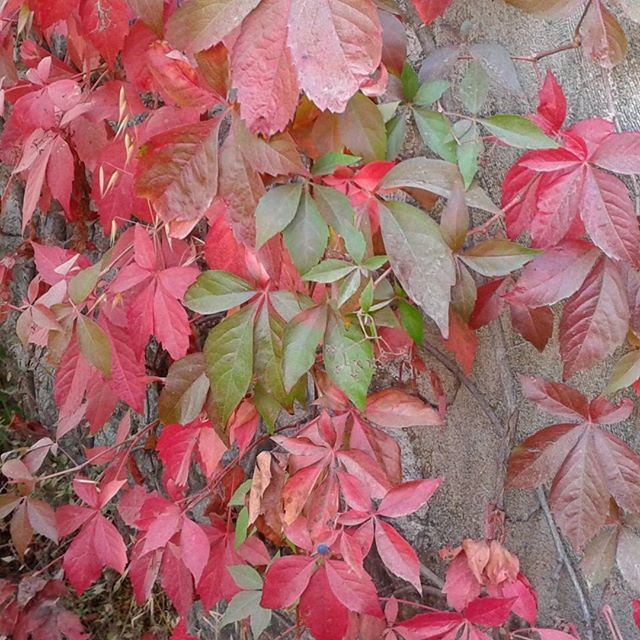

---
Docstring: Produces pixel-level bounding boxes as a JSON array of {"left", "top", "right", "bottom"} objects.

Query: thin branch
[{"left": 490, "top": 321, "right": 595, "bottom": 640}]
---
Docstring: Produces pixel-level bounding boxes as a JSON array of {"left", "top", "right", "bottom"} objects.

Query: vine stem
[{"left": 421, "top": 331, "right": 595, "bottom": 640}]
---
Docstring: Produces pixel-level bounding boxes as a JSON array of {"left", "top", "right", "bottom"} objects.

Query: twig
[
  {"left": 489, "top": 320, "right": 595, "bottom": 640},
  {"left": 400, "top": 1, "right": 435, "bottom": 56},
  {"left": 421, "top": 342, "right": 503, "bottom": 435},
  {"left": 537, "top": 486, "right": 595, "bottom": 640},
  {"left": 420, "top": 562, "right": 445, "bottom": 589}
]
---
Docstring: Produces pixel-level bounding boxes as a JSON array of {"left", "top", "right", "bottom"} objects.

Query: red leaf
[
  {"left": 180, "top": 518, "right": 210, "bottom": 583},
  {"left": 507, "top": 424, "right": 583, "bottom": 489},
  {"left": 62, "top": 514, "right": 127, "bottom": 594},
  {"left": 287, "top": 0, "right": 382, "bottom": 112},
  {"left": 160, "top": 542, "right": 194, "bottom": 616},
  {"left": 442, "top": 310, "right": 478, "bottom": 376},
  {"left": 509, "top": 303, "right": 553, "bottom": 352},
  {"left": 377, "top": 479, "right": 441, "bottom": 518},
  {"left": 261, "top": 555, "right": 316, "bottom": 609},
  {"left": 325, "top": 559, "right": 382, "bottom": 617},
  {"left": 135, "top": 119, "right": 222, "bottom": 225},
  {"left": 592, "top": 132, "right": 640, "bottom": 174},
  {"left": 299, "top": 565, "right": 350, "bottom": 640},
  {"left": 364, "top": 388, "right": 442, "bottom": 427},
  {"left": 443, "top": 554, "right": 481, "bottom": 612},
  {"left": 580, "top": 167, "right": 640, "bottom": 264},
  {"left": 519, "top": 376, "right": 590, "bottom": 421},
  {"left": 463, "top": 596, "right": 516, "bottom": 627},
  {"left": 101, "top": 317, "right": 147, "bottom": 412},
  {"left": 549, "top": 428, "right": 609, "bottom": 549},
  {"left": 588, "top": 396, "right": 633, "bottom": 424},
  {"left": 146, "top": 42, "right": 218, "bottom": 110},
  {"left": 79, "top": 0, "right": 131, "bottom": 69},
  {"left": 633, "top": 600, "right": 640, "bottom": 630},
  {"left": 507, "top": 240, "right": 600, "bottom": 308},
  {"left": 410, "top": 0, "right": 453, "bottom": 25},
  {"left": 374, "top": 519, "right": 421, "bottom": 593},
  {"left": 486, "top": 574, "right": 538, "bottom": 625},
  {"left": 231, "top": 0, "right": 299, "bottom": 135},
  {"left": 394, "top": 612, "right": 461, "bottom": 639},
  {"left": 536, "top": 70, "right": 566, "bottom": 133},
  {"left": 469, "top": 278, "right": 507, "bottom": 330},
  {"left": 559, "top": 257, "right": 629, "bottom": 379}
]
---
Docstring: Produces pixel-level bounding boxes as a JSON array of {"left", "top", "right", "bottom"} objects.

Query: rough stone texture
[
  {"left": 1, "top": 2, "right": 640, "bottom": 638},
  {"left": 395, "top": 1, "right": 640, "bottom": 638}
]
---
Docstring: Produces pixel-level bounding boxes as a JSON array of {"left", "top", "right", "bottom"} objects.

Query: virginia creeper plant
[{"left": 1, "top": 0, "right": 640, "bottom": 638}]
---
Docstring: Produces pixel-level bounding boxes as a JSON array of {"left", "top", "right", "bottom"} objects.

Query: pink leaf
[
  {"left": 287, "top": 0, "right": 382, "bottom": 112},
  {"left": 519, "top": 376, "right": 589, "bottom": 421},
  {"left": 231, "top": 0, "right": 299, "bottom": 135},
  {"left": 261, "top": 555, "right": 316, "bottom": 609},
  {"left": 377, "top": 479, "right": 441, "bottom": 518},
  {"left": 443, "top": 554, "right": 481, "bottom": 612},
  {"left": 374, "top": 520, "right": 422, "bottom": 594},
  {"left": 559, "top": 257, "right": 629, "bottom": 379},
  {"left": 592, "top": 132, "right": 640, "bottom": 174},
  {"left": 463, "top": 596, "right": 516, "bottom": 627},
  {"left": 365, "top": 388, "right": 442, "bottom": 427}
]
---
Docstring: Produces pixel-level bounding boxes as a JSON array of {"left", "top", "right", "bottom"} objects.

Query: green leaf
[
  {"left": 362, "top": 255, "right": 389, "bottom": 271},
  {"left": 250, "top": 605, "right": 272, "bottom": 639},
  {"left": 323, "top": 318, "right": 373, "bottom": 410},
  {"left": 480, "top": 115, "right": 558, "bottom": 149},
  {"left": 379, "top": 201, "right": 456, "bottom": 337},
  {"left": 413, "top": 108, "right": 457, "bottom": 163},
  {"left": 398, "top": 299, "right": 424, "bottom": 346},
  {"left": 255, "top": 184, "right": 303, "bottom": 248},
  {"left": 451, "top": 263, "right": 477, "bottom": 322},
  {"left": 380, "top": 158, "right": 499, "bottom": 213},
  {"left": 360, "top": 279, "right": 374, "bottom": 313},
  {"left": 338, "top": 92, "right": 386, "bottom": 163},
  {"left": 219, "top": 590, "right": 262, "bottom": 628},
  {"left": 282, "top": 304, "right": 328, "bottom": 391},
  {"left": 386, "top": 113, "right": 407, "bottom": 161},
  {"left": 227, "top": 565, "right": 263, "bottom": 591},
  {"left": 336, "top": 270, "right": 362, "bottom": 308},
  {"left": 185, "top": 271, "right": 256, "bottom": 314},
  {"left": 605, "top": 350, "right": 640, "bottom": 393},
  {"left": 234, "top": 506, "right": 250, "bottom": 549},
  {"left": 401, "top": 62, "right": 420, "bottom": 102},
  {"left": 303, "top": 259, "right": 357, "bottom": 283},
  {"left": 77, "top": 315, "right": 111, "bottom": 378},
  {"left": 460, "top": 240, "right": 541, "bottom": 276},
  {"left": 378, "top": 101, "right": 401, "bottom": 123},
  {"left": 460, "top": 60, "right": 489, "bottom": 114},
  {"left": 283, "top": 191, "right": 329, "bottom": 275},
  {"left": 159, "top": 353, "right": 210, "bottom": 425},
  {"left": 312, "top": 152, "right": 361, "bottom": 177},
  {"left": 414, "top": 79, "right": 450, "bottom": 107},
  {"left": 253, "top": 304, "right": 288, "bottom": 408},
  {"left": 312, "top": 184, "right": 366, "bottom": 263},
  {"left": 68, "top": 262, "right": 101, "bottom": 305},
  {"left": 229, "top": 479, "right": 253, "bottom": 507},
  {"left": 267, "top": 291, "right": 305, "bottom": 323},
  {"left": 455, "top": 122, "right": 483, "bottom": 189},
  {"left": 204, "top": 303, "right": 256, "bottom": 425}
]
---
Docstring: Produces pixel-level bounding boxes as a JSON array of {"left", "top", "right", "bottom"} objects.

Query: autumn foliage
[{"left": 1, "top": 0, "right": 640, "bottom": 638}]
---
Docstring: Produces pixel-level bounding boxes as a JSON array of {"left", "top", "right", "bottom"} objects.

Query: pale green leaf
[
  {"left": 303, "top": 259, "right": 357, "bottom": 283},
  {"left": 323, "top": 318, "right": 373, "bottom": 410},
  {"left": 255, "top": 184, "right": 303, "bottom": 248},
  {"left": 282, "top": 304, "right": 328, "bottom": 391},
  {"left": 185, "top": 271, "right": 256, "bottom": 314},
  {"left": 204, "top": 304, "right": 256, "bottom": 425},
  {"left": 460, "top": 240, "right": 541, "bottom": 276},
  {"left": 77, "top": 315, "right": 111, "bottom": 378},
  {"left": 283, "top": 191, "right": 328, "bottom": 275},
  {"left": 159, "top": 353, "right": 210, "bottom": 424},
  {"left": 481, "top": 115, "right": 558, "bottom": 149}
]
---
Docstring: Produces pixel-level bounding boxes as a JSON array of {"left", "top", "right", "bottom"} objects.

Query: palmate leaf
[{"left": 508, "top": 376, "right": 640, "bottom": 549}]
